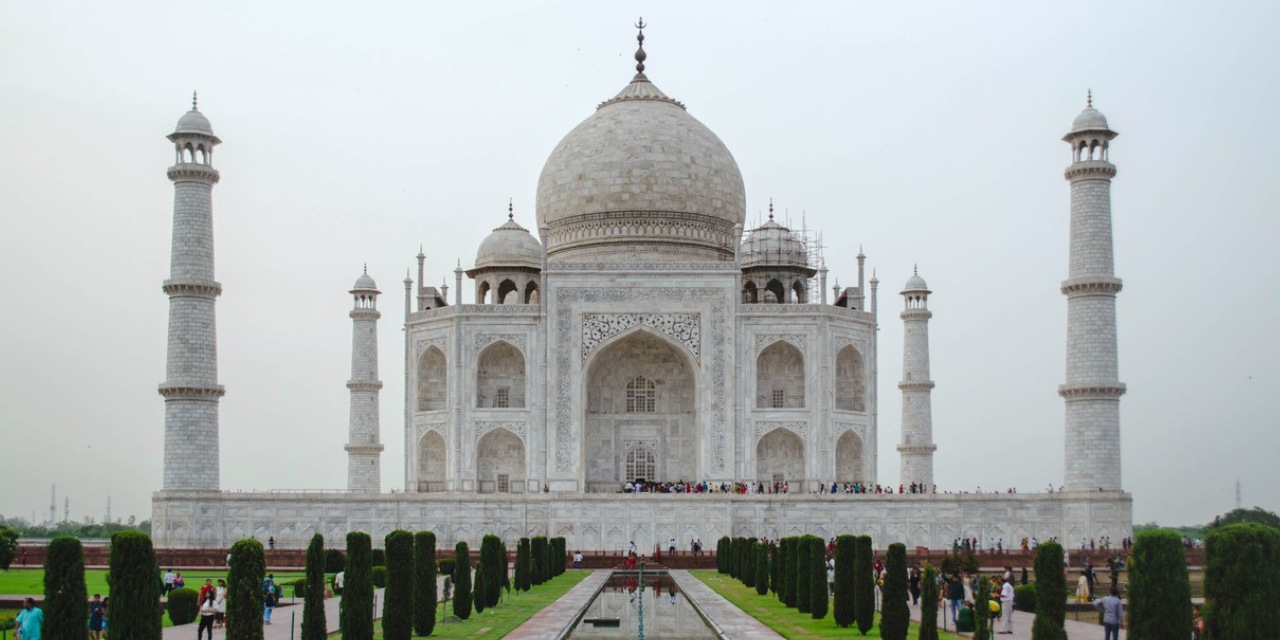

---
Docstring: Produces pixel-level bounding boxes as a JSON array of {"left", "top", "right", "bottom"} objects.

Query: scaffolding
[{"left": 741, "top": 209, "right": 826, "bottom": 303}]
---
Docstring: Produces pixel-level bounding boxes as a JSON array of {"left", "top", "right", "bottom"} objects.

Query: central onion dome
[{"left": 535, "top": 24, "right": 746, "bottom": 262}]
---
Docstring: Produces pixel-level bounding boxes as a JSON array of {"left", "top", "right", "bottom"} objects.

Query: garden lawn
[
  {"left": 0, "top": 569, "right": 307, "bottom": 597},
  {"left": 691, "top": 570, "right": 965, "bottom": 640},
  {"left": 368, "top": 570, "right": 590, "bottom": 640}
]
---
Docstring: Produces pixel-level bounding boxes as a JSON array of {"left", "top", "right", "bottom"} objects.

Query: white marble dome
[
  {"left": 903, "top": 271, "right": 929, "bottom": 292},
  {"left": 352, "top": 271, "right": 378, "bottom": 292},
  {"left": 1069, "top": 106, "right": 1109, "bottom": 134},
  {"left": 474, "top": 216, "right": 543, "bottom": 270},
  {"left": 175, "top": 109, "right": 215, "bottom": 136},
  {"left": 535, "top": 71, "right": 746, "bottom": 261},
  {"left": 741, "top": 217, "right": 809, "bottom": 269}
]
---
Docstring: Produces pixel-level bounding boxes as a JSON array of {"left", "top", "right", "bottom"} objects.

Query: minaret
[
  {"left": 898, "top": 267, "right": 937, "bottom": 488},
  {"left": 159, "top": 93, "right": 225, "bottom": 491},
  {"left": 345, "top": 266, "right": 384, "bottom": 492},
  {"left": 1060, "top": 92, "right": 1125, "bottom": 491}
]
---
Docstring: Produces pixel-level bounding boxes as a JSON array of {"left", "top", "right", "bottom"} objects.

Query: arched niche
[
  {"left": 476, "top": 341, "right": 525, "bottom": 408},
  {"left": 756, "top": 428, "right": 805, "bottom": 484},
  {"left": 417, "top": 346, "right": 447, "bottom": 411},
  {"left": 583, "top": 330, "right": 697, "bottom": 492},
  {"left": 742, "top": 281, "right": 758, "bottom": 304},
  {"left": 764, "top": 279, "right": 785, "bottom": 303},
  {"left": 476, "top": 428, "right": 525, "bottom": 493},
  {"left": 756, "top": 341, "right": 805, "bottom": 408},
  {"left": 835, "top": 344, "right": 866, "bottom": 412},
  {"left": 524, "top": 281, "right": 540, "bottom": 304},
  {"left": 418, "top": 431, "right": 446, "bottom": 492},
  {"left": 835, "top": 431, "right": 865, "bottom": 483},
  {"left": 497, "top": 279, "right": 518, "bottom": 304},
  {"left": 477, "top": 280, "right": 492, "bottom": 304},
  {"left": 791, "top": 280, "right": 807, "bottom": 303}
]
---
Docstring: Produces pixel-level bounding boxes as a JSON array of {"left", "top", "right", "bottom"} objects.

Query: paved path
[
  {"left": 668, "top": 570, "right": 785, "bottom": 640},
  {"left": 503, "top": 570, "right": 610, "bottom": 640},
  {"left": 910, "top": 598, "right": 1114, "bottom": 639}
]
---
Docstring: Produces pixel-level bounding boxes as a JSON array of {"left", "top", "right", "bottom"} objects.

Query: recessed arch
[
  {"left": 476, "top": 341, "right": 525, "bottom": 408},
  {"left": 742, "top": 280, "right": 759, "bottom": 304},
  {"left": 791, "top": 280, "right": 807, "bottom": 304},
  {"left": 757, "top": 340, "right": 805, "bottom": 408},
  {"left": 475, "top": 428, "right": 524, "bottom": 493},
  {"left": 524, "top": 281, "right": 540, "bottom": 304},
  {"left": 764, "top": 279, "right": 785, "bottom": 304},
  {"left": 477, "top": 280, "right": 492, "bottom": 304},
  {"left": 417, "top": 346, "right": 447, "bottom": 411},
  {"left": 417, "top": 431, "right": 446, "bottom": 491},
  {"left": 756, "top": 428, "right": 805, "bottom": 484},
  {"left": 835, "top": 430, "right": 865, "bottom": 483},
  {"left": 835, "top": 344, "right": 866, "bottom": 412},
  {"left": 497, "top": 279, "right": 519, "bottom": 304}
]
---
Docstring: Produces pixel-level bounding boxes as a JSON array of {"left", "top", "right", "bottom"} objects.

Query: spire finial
[
  {"left": 913, "top": 263, "right": 918, "bottom": 275},
  {"left": 1087, "top": 89, "right": 1093, "bottom": 108},
  {"left": 508, "top": 198, "right": 514, "bottom": 219},
  {"left": 768, "top": 198, "right": 774, "bottom": 220},
  {"left": 634, "top": 17, "right": 647, "bottom": 74},
  {"left": 363, "top": 262, "right": 368, "bottom": 275},
  {"left": 192, "top": 91, "right": 198, "bottom": 111}
]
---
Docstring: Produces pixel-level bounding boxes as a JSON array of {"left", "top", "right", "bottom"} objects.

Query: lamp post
[{"left": 637, "top": 556, "right": 645, "bottom": 640}]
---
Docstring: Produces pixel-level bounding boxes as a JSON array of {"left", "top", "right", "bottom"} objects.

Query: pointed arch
[
  {"left": 476, "top": 341, "right": 525, "bottom": 408},
  {"left": 791, "top": 280, "right": 807, "bottom": 304},
  {"left": 497, "top": 279, "right": 519, "bottom": 304},
  {"left": 418, "top": 431, "right": 446, "bottom": 491},
  {"left": 742, "top": 280, "right": 759, "bottom": 304},
  {"left": 835, "top": 431, "right": 865, "bottom": 483},
  {"left": 476, "top": 427, "right": 525, "bottom": 493},
  {"left": 764, "top": 279, "right": 785, "bottom": 304},
  {"left": 757, "top": 340, "right": 805, "bottom": 408},
  {"left": 756, "top": 428, "right": 805, "bottom": 484},
  {"left": 477, "top": 280, "right": 492, "bottom": 304},
  {"left": 417, "top": 346, "right": 447, "bottom": 411},
  {"left": 835, "top": 344, "right": 866, "bottom": 412},
  {"left": 524, "top": 281, "right": 540, "bottom": 304}
]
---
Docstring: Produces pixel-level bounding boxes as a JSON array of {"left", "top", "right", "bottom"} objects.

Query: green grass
[
  {"left": 368, "top": 571, "right": 590, "bottom": 640},
  {"left": 0, "top": 569, "right": 307, "bottom": 597},
  {"left": 691, "top": 570, "right": 965, "bottom": 640}
]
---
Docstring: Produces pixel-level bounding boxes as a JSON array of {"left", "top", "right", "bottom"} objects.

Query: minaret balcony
[
  {"left": 163, "top": 279, "right": 222, "bottom": 298},
  {"left": 1060, "top": 277, "right": 1123, "bottom": 296},
  {"left": 1058, "top": 383, "right": 1126, "bottom": 399},
  {"left": 346, "top": 380, "right": 384, "bottom": 391},
  {"left": 898, "top": 380, "right": 935, "bottom": 391},
  {"left": 1064, "top": 161, "right": 1116, "bottom": 180},
  {"left": 158, "top": 383, "right": 225, "bottom": 399},
  {"left": 167, "top": 163, "right": 221, "bottom": 183}
]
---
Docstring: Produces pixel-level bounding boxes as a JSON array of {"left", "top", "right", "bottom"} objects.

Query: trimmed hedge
[
  {"left": 473, "top": 560, "right": 486, "bottom": 614},
  {"left": 531, "top": 537, "right": 548, "bottom": 586},
  {"left": 453, "top": 541, "right": 472, "bottom": 620},
  {"left": 1032, "top": 541, "right": 1067, "bottom": 640},
  {"left": 166, "top": 588, "right": 199, "bottom": 626},
  {"left": 795, "top": 535, "right": 813, "bottom": 613},
  {"left": 107, "top": 531, "right": 162, "bottom": 640},
  {"left": 755, "top": 542, "right": 769, "bottom": 596},
  {"left": 770, "top": 541, "right": 782, "bottom": 597},
  {"left": 344, "top": 532, "right": 375, "bottom": 640},
  {"left": 854, "top": 535, "right": 875, "bottom": 636},
  {"left": 1014, "top": 584, "right": 1037, "bottom": 613},
  {"left": 919, "top": 564, "right": 939, "bottom": 640},
  {"left": 325, "top": 548, "right": 346, "bottom": 573},
  {"left": 1128, "top": 528, "right": 1191, "bottom": 640},
  {"left": 228, "top": 538, "right": 265, "bottom": 640},
  {"left": 438, "top": 558, "right": 456, "bottom": 578},
  {"left": 1205, "top": 522, "right": 1280, "bottom": 640},
  {"left": 44, "top": 536, "right": 89, "bottom": 639},
  {"left": 381, "top": 530, "right": 413, "bottom": 640},
  {"left": 515, "top": 538, "right": 531, "bottom": 592},
  {"left": 833, "top": 535, "right": 856, "bottom": 627},
  {"left": 372, "top": 566, "right": 388, "bottom": 588},
  {"left": 880, "top": 543, "right": 909, "bottom": 639},
  {"left": 551, "top": 537, "right": 566, "bottom": 577},
  {"left": 781, "top": 538, "right": 796, "bottom": 607},
  {"left": 413, "top": 531, "right": 438, "bottom": 637},
  {"left": 808, "top": 536, "right": 827, "bottom": 620},
  {"left": 302, "top": 534, "right": 326, "bottom": 640},
  {"left": 974, "top": 575, "right": 991, "bottom": 640},
  {"left": 716, "top": 536, "right": 730, "bottom": 573},
  {"left": 479, "top": 534, "right": 504, "bottom": 608},
  {"left": 940, "top": 553, "right": 979, "bottom": 576}
]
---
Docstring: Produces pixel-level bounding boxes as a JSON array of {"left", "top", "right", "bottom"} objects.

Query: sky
[{"left": 1, "top": 1, "right": 1277, "bottom": 529}]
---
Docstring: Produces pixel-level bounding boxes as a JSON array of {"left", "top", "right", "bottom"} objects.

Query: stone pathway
[
  {"left": 667, "top": 570, "right": 785, "bottom": 640},
  {"left": 910, "top": 598, "right": 1114, "bottom": 639},
  {"left": 503, "top": 570, "right": 610, "bottom": 640}
]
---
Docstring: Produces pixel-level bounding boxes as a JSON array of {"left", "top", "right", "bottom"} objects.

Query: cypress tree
[
  {"left": 552, "top": 538, "right": 566, "bottom": 577},
  {"left": 382, "top": 531, "right": 413, "bottom": 640},
  {"left": 302, "top": 534, "right": 327, "bottom": 640},
  {"left": 106, "top": 531, "right": 161, "bottom": 640},
  {"left": 796, "top": 535, "right": 812, "bottom": 613},
  {"left": 809, "top": 536, "right": 828, "bottom": 620},
  {"left": 1205, "top": 522, "right": 1280, "bottom": 640},
  {"left": 412, "top": 531, "right": 437, "bottom": 637},
  {"left": 514, "top": 538, "right": 531, "bottom": 592},
  {"left": 770, "top": 541, "right": 782, "bottom": 596},
  {"left": 543, "top": 536, "right": 555, "bottom": 582},
  {"left": 43, "top": 536, "right": 87, "bottom": 640},
  {"left": 743, "top": 539, "right": 757, "bottom": 588},
  {"left": 755, "top": 542, "right": 769, "bottom": 595},
  {"left": 472, "top": 562, "right": 486, "bottom": 614},
  {"left": 919, "top": 564, "right": 939, "bottom": 640},
  {"left": 452, "top": 541, "right": 472, "bottom": 620},
  {"left": 973, "top": 575, "right": 991, "bottom": 640},
  {"left": 227, "top": 538, "right": 266, "bottom": 640},
  {"left": 479, "top": 535, "right": 504, "bottom": 607},
  {"left": 1031, "top": 540, "right": 1067, "bottom": 640},
  {"left": 880, "top": 543, "right": 909, "bottom": 639},
  {"left": 854, "top": 535, "right": 874, "bottom": 636},
  {"left": 782, "top": 537, "right": 798, "bottom": 607},
  {"left": 1128, "top": 528, "right": 1192, "bottom": 640},
  {"left": 345, "top": 532, "right": 375, "bottom": 640},
  {"left": 833, "top": 535, "right": 856, "bottom": 627},
  {"left": 717, "top": 536, "right": 730, "bottom": 573},
  {"left": 530, "top": 537, "right": 548, "bottom": 586}
]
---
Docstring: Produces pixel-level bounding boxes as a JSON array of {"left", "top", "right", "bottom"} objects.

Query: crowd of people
[{"left": 619, "top": 479, "right": 1068, "bottom": 496}]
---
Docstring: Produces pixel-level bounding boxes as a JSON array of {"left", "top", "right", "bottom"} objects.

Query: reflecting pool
[{"left": 567, "top": 573, "right": 718, "bottom": 639}]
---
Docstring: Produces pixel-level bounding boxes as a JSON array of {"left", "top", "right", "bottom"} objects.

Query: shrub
[
  {"left": 382, "top": 530, "right": 413, "bottom": 640},
  {"left": 0, "top": 525, "right": 17, "bottom": 571},
  {"left": 755, "top": 542, "right": 769, "bottom": 596},
  {"left": 795, "top": 535, "right": 812, "bottom": 613},
  {"left": 453, "top": 541, "right": 472, "bottom": 620},
  {"left": 1031, "top": 541, "right": 1066, "bottom": 640},
  {"left": 227, "top": 538, "right": 265, "bottom": 640},
  {"left": 1014, "top": 584, "right": 1037, "bottom": 613},
  {"left": 880, "top": 543, "right": 909, "bottom": 639},
  {"left": 770, "top": 541, "right": 782, "bottom": 596},
  {"left": 302, "top": 533, "right": 326, "bottom": 640},
  {"left": 413, "top": 531, "right": 438, "bottom": 636},
  {"left": 919, "top": 564, "right": 939, "bottom": 640},
  {"left": 854, "top": 535, "right": 874, "bottom": 636},
  {"left": 438, "top": 557, "right": 456, "bottom": 578},
  {"left": 107, "top": 531, "right": 162, "bottom": 640},
  {"left": 781, "top": 538, "right": 796, "bottom": 607},
  {"left": 166, "top": 588, "right": 199, "bottom": 626},
  {"left": 743, "top": 538, "right": 757, "bottom": 588},
  {"left": 480, "top": 534, "right": 504, "bottom": 608},
  {"left": 0, "top": 612, "right": 15, "bottom": 631},
  {"left": 325, "top": 548, "right": 346, "bottom": 573},
  {"left": 551, "top": 537, "right": 566, "bottom": 578},
  {"left": 373, "top": 548, "right": 387, "bottom": 567},
  {"left": 808, "top": 536, "right": 828, "bottom": 620},
  {"left": 1205, "top": 522, "right": 1280, "bottom": 640},
  {"left": 716, "top": 536, "right": 730, "bottom": 573},
  {"left": 44, "top": 536, "right": 89, "bottom": 639},
  {"left": 473, "top": 561, "right": 486, "bottom": 614},
  {"left": 973, "top": 575, "right": 991, "bottom": 640},
  {"left": 941, "top": 553, "right": 980, "bottom": 576},
  {"left": 531, "top": 537, "right": 548, "bottom": 586},
  {"left": 344, "top": 531, "right": 374, "bottom": 640},
  {"left": 372, "top": 566, "right": 388, "bottom": 588},
  {"left": 833, "top": 535, "right": 856, "bottom": 627},
  {"left": 515, "top": 538, "right": 531, "bottom": 592},
  {"left": 1128, "top": 528, "right": 1191, "bottom": 640}
]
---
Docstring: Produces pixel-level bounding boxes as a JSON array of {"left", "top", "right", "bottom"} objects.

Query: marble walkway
[
  {"left": 667, "top": 570, "right": 785, "bottom": 640},
  {"left": 503, "top": 570, "right": 610, "bottom": 640}
]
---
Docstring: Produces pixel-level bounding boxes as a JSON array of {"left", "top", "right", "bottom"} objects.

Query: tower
[
  {"left": 160, "top": 93, "right": 224, "bottom": 490},
  {"left": 1060, "top": 92, "right": 1125, "bottom": 491},
  {"left": 898, "top": 267, "right": 937, "bottom": 488},
  {"left": 346, "top": 267, "right": 384, "bottom": 492}
]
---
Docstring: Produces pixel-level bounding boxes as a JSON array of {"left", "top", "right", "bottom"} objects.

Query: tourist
[
  {"left": 947, "top": 574, "right": 965, "bottom": 624},
  {"left": 573, "top": 550, "right": 583, "bottom": 569},
  {"left": 998, "top": 576, "right": 1015, "bottom": 634},
  {"left": 669, "top": 537, "right": 676, "bottom": 554},
  {"left": 197, "top": 590, "right": 217, "bottom": 640},
  {"left": 909, "top": 566, "right": 921, "bottom": 605},
  {"left": 88, "top": 594, "right": 105, "bottom": 640},
  {"left": 15, "top": 597, "right": 43, "bottom": 640},
  {"left": 268, "top": 536, "right": 276, "bottom": 550},
  {"left": 1094, "top": 587, "right": 1124, "bottom": 640},
  {"left": 173, "top": 572, "right": 185, "bottom": 591},
  {"left": 827, "top": 562, "right": 835, "bottom": 597},
  {"left": 100, "top": 597, "right": 108, "bottom": 635},
  {"left": 214, "top": 579, "right": 227, "bottom": 628},
  {"left": 199, "top": 579, "right": 215, "bottom": 603},
  {"left": 334, "top": 570, "right": 345, "bottom": 595},
  {"left": 263, "top": 579, "right": 278, "bottom": 624},
  {"left": 163, "top": 568, "right": 176, "bottom": 595}
]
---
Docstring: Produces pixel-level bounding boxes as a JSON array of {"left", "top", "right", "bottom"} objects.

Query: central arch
[
  {"left": 583, "top": 330, "right": 697, "bottom": 491},
  {"left": 417, "top": 431, "right": 446, "bottom": 492},
  {"left": 756, "top": 428, "right": 805, "bottom": 485},
  {"left": 476, "top": 428, "right": 525, "bottom": 493}
]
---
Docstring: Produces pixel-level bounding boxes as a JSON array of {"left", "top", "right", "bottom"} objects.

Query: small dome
[
  {"left": 740, "top": 216, "right": 809, "bottom": 270},
  {"left": 474, "top": 216, "right": 543, "bottom": 271},
  {"left": 1069, "top": 106, "right": 1109, "bottom": 134},
  {"left": 903, "top": 271, "right": 929, "bottom": 292},
  {"left": 352, "top": 271, "right": 379, "bottom": 292},
  {"left": 175, "top": 108, "right": 215, "bottom": 136}
]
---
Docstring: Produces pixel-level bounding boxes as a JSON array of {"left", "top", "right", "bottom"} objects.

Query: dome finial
[
  {"left": 1086, "top": 89, "right": 1093, "bottom": 108},
  {"left": 913, "top": 263, "right": 918, "bottom": 275},
  {"left": 768, "top": 198, "right": 774, "bottom": 220},
  {"left": 363, "top": 262, "right": 368, "bottom": 275},
  {"left": 192, "top": 91, "right": 198, "bottom": 111},
  {"left": 508, "top": 198, "right": 514, "bottom": 220},
  {"left": 634, "top": 17, "right": 647, "bottom": 74}
]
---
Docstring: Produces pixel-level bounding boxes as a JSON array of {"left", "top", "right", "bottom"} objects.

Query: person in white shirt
[{"left": 998, "top": 577, "right": 1016, "bottom": 634}]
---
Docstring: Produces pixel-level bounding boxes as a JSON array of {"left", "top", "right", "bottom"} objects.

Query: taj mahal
[{"left": 152, "top": 26, "right": 1131, "bottom": 550}]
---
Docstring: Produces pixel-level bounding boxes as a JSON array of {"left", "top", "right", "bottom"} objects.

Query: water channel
[{"left": 567, "top": 573, "right": 718, "bottom": 639}]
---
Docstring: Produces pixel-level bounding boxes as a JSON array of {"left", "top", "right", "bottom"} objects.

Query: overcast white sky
[{"left": 2, "top": 1, "right": 1277, "bottom": 529}]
